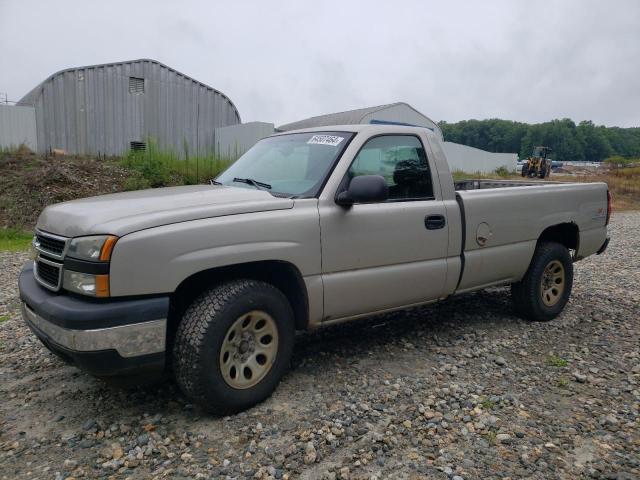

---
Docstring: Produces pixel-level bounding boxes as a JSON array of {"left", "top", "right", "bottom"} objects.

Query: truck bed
[{"left": 452, "top": 180, "right": 608, "bottom": 293}]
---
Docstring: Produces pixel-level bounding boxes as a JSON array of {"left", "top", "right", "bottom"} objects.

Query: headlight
[
  {"left": 67, "top": 235, "right": 118, "bottom": 262},
  {"left": 63, "top": 270, "right": 110, "bottom": 297}
]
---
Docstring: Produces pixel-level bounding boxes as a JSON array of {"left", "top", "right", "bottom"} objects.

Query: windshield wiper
[
  {"left": 233, "top": 177, "right": 272, "bottom": 190},
  {"left": 209, "top": 179, "right": 222, "bottom": 185}
]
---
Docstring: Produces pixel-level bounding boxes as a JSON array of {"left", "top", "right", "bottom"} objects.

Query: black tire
[
  {"left": 539, "top": 166, "right": 546, "bottom": 179},
  {"left": 511, "top": 242, "right": 573, "bottom": 321},
  {"left": 173, "top": 279, "right": 295, "bottom": 414},
  {"left": 521, "top": 165, "right": 528, "bottom": 177}
]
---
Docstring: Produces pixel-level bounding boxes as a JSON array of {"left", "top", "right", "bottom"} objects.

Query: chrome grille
[
  {"left": 34, "top": 230, "right": 69, "bottom": 260},
  {"left": 34, "top": 257, "right": 63, "bottom": 291}
]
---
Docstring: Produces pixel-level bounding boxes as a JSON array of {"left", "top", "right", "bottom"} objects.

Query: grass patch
[
  {"left": 546, "top": 354, "right": 569, "bottom": 367},
  {"left": 122, "top": 138, "right": 232, "bottom": 189},
  {"left": 483, "top": 431, "right": 497, "bottom": 444},
  {"left": 451, "top": 169, "right": 520, "bottom": 182},
  {"left": 0, "top": 228, "right": 32, "bottom": 251},
  {"left": 554, "top": 166, "right": 640, "bottom": 210},
  {"left": 0, "top": 315, "right": 9, "bottom": 323},
  {"left": 480, "top": 398, "right": 497, "bottom": 410},
  {"left": 557, "top": 376, "right": 569, "bottom": 387}
]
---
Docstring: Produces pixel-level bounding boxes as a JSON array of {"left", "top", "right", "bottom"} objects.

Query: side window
[{"left": 347, "top": 135, "right": 433, "bottom": 201}]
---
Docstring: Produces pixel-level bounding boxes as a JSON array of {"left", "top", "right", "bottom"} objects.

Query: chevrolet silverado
[{"left": 19, "top": 124, "right": 611, "bottom": 413}]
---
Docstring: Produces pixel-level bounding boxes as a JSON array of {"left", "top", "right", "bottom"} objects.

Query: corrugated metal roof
[
  {"left": 16, "top": 58, "right": 240, "bottom": 156},
  {"left": 277, "top": 102, "right": 439, "bottom": 133},
  {"left": 17, "top": 58, "right": 240, "bottom": 122}
]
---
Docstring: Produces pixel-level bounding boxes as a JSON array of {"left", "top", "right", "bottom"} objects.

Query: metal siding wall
[
  {"left": 54, "top": 75, "right": 66, "bottom": 150},
  {"left": 29, "top": 60, "right": 240, "bottom": 157},
  {"left": 75, "top": 69, "right": 86, "bottom": 153},
  {"left": 35, "top": 95, "right": 46, "bottom": 152},
  {"left": 441, "top": 142, "right": 518, "bottom": 174},
  {"left": 0, "top": 105, "right": 38, "bottom": 150},
  {"left": 63, "top": 72, "right": 75, "bottom": 151},
  {"left": 213, "top": 122, "right": 275, "bottom": 159}
]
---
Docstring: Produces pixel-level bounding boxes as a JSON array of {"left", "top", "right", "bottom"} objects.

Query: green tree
[{"left": 439, "top": 118, "right": 640, "bottom": 162}]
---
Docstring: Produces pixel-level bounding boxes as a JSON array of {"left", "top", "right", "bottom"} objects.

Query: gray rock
[
  {"left": 82, "top": 419, "right": 97, "bottom": 431},
  {"left": 573, "top": 371, "right": 587, "bottom": 383}
]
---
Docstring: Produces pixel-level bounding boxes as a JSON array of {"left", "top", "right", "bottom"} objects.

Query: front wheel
[
  {"left": 511, "top": 242, "right": 573, "bottom": 321},
  {"left": 539, "top": 166, "right": 547, "bottom": 179},
  {"left": 173, "top": 279, "right": 295, "bottom": 414}
]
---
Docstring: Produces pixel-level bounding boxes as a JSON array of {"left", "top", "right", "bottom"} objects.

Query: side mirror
[{"left": 336, "top": 175, "right": 388, "bottom": 207}]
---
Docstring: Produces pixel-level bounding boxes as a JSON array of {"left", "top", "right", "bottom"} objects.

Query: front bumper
[{"left": 19, "top": 262, "right": 169, "bottom": 376}]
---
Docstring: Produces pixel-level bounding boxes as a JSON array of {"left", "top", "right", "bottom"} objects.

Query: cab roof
[{"left": 271, "top": 123, "right": 439, "bottom": 138}]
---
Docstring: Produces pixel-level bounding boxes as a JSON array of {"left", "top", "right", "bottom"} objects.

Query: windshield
[
  {"left": 532, "top": 147, "right": 546, "bottom": 158},
  {"left": 216, "top": 131, "right": 354, "bottom": 197}
]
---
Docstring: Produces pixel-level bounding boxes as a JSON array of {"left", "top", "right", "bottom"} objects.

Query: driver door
[{"left": 319, "top": 134, "right": 449, "bottom": 321}]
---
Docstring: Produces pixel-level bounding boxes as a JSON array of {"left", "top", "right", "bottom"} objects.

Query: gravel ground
[{"left": 1, "top": 213, "right": 638, "bottom": 480}]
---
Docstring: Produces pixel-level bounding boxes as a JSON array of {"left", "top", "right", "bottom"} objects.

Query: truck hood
[{"left": 36, "top": 185, "right": 294, "bottom": 237}]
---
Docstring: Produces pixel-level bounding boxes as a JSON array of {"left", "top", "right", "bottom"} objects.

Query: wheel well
[
  {"left": 538, "top": 223, "right": 579, "bottom": 251},
  {"left": 168, "top": 261, "right": 309, "bottom": 342}
]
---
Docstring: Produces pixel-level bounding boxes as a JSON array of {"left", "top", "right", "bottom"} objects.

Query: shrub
[
  {"left": 494, "top": 166, "right": 512, "bottom": 177},
  {"left": 122, "top": 138, "right": 232, "bottom": 188}
]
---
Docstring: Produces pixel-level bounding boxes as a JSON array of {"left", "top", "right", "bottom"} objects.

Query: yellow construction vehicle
[{"left": 521, "top": 146, "right": 552, "bottom": 179}]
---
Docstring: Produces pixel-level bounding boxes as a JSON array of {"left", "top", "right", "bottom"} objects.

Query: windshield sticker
[{"left": 307, "top": 135, "right": 344, "bottom": 147}]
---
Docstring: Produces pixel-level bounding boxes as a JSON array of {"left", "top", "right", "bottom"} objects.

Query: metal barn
[
  {"left": 17, "top": 59, "right": 240, "bottom": 156},
  {"left": 277, "top": 102, "right": 444, "bottom": 140}
]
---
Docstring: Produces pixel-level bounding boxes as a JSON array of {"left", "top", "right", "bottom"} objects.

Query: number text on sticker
[{"left": 307, "top": 135, "right": 344, "bottom": 147}]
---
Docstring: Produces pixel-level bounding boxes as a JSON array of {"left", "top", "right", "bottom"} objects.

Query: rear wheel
[
  {"left": 511, "top": 242, "right": 573, "bottom": 321},
  {"left": 173, "top": 279, "right": 295, "bottom": 414}
]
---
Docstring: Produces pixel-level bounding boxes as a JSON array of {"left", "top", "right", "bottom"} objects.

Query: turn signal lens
[
  {"left": 95, "top": 274, "right": 110, "bottom": 297},
  {"left": 99, "top": 236, "right": 118, "bottom": 261}
]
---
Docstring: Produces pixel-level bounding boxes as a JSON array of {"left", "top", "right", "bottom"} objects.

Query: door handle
[{"left": 425, "top": 214, "right": 446, "bottom": 230}]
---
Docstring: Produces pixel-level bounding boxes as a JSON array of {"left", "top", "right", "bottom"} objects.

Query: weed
[
  {"left": 554, "top": 166, "right": 640, "bottom": 210},
  {"left": 546, "top": 354, "right": 569, "bottom": 367},
  {"left": 484, "top": 431, "right": 497, "bottom": 444},
  {"left": 480, "top": 398, "right": 497, "bottom": 410},
  {"left": 557, "top": 377, "right": 569, "bottom": 387},
  {"left": 122, "top": 137, "right": 232, "bottom": 188},
  {"left": 0, "top": 315, "right": 9, "bottom": 323},
  {"left": 451, "top": 169, "right": 520, "bottom": 181},
  {"left": 494, "top": 166, "right": 513, "bottom": 177}
]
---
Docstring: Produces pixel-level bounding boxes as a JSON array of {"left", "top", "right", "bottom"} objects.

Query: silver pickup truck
[{"left": 19, "top": 124, "right": 610, "bottom": 413}]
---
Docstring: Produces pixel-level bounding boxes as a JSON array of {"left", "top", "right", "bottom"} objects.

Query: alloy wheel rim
[
  {"left": 220, "top": 310, "right": 278, "bottom": 389},
  {"left": 540, "top": 260, "right": 565, "bottom": 307}
]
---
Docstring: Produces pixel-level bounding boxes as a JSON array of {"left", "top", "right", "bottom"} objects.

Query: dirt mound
[{"left": 0, "top": 150, "right": 131, "bottom": 229}]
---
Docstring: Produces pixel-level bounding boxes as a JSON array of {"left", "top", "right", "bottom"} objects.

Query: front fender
[{"left": 109, "top": 202, "right": 321, "bottom": 297}]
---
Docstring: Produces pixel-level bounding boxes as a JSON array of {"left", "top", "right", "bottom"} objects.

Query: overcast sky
[{"left": 1, "top": 0, "right": 638, "bottom": 127}]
